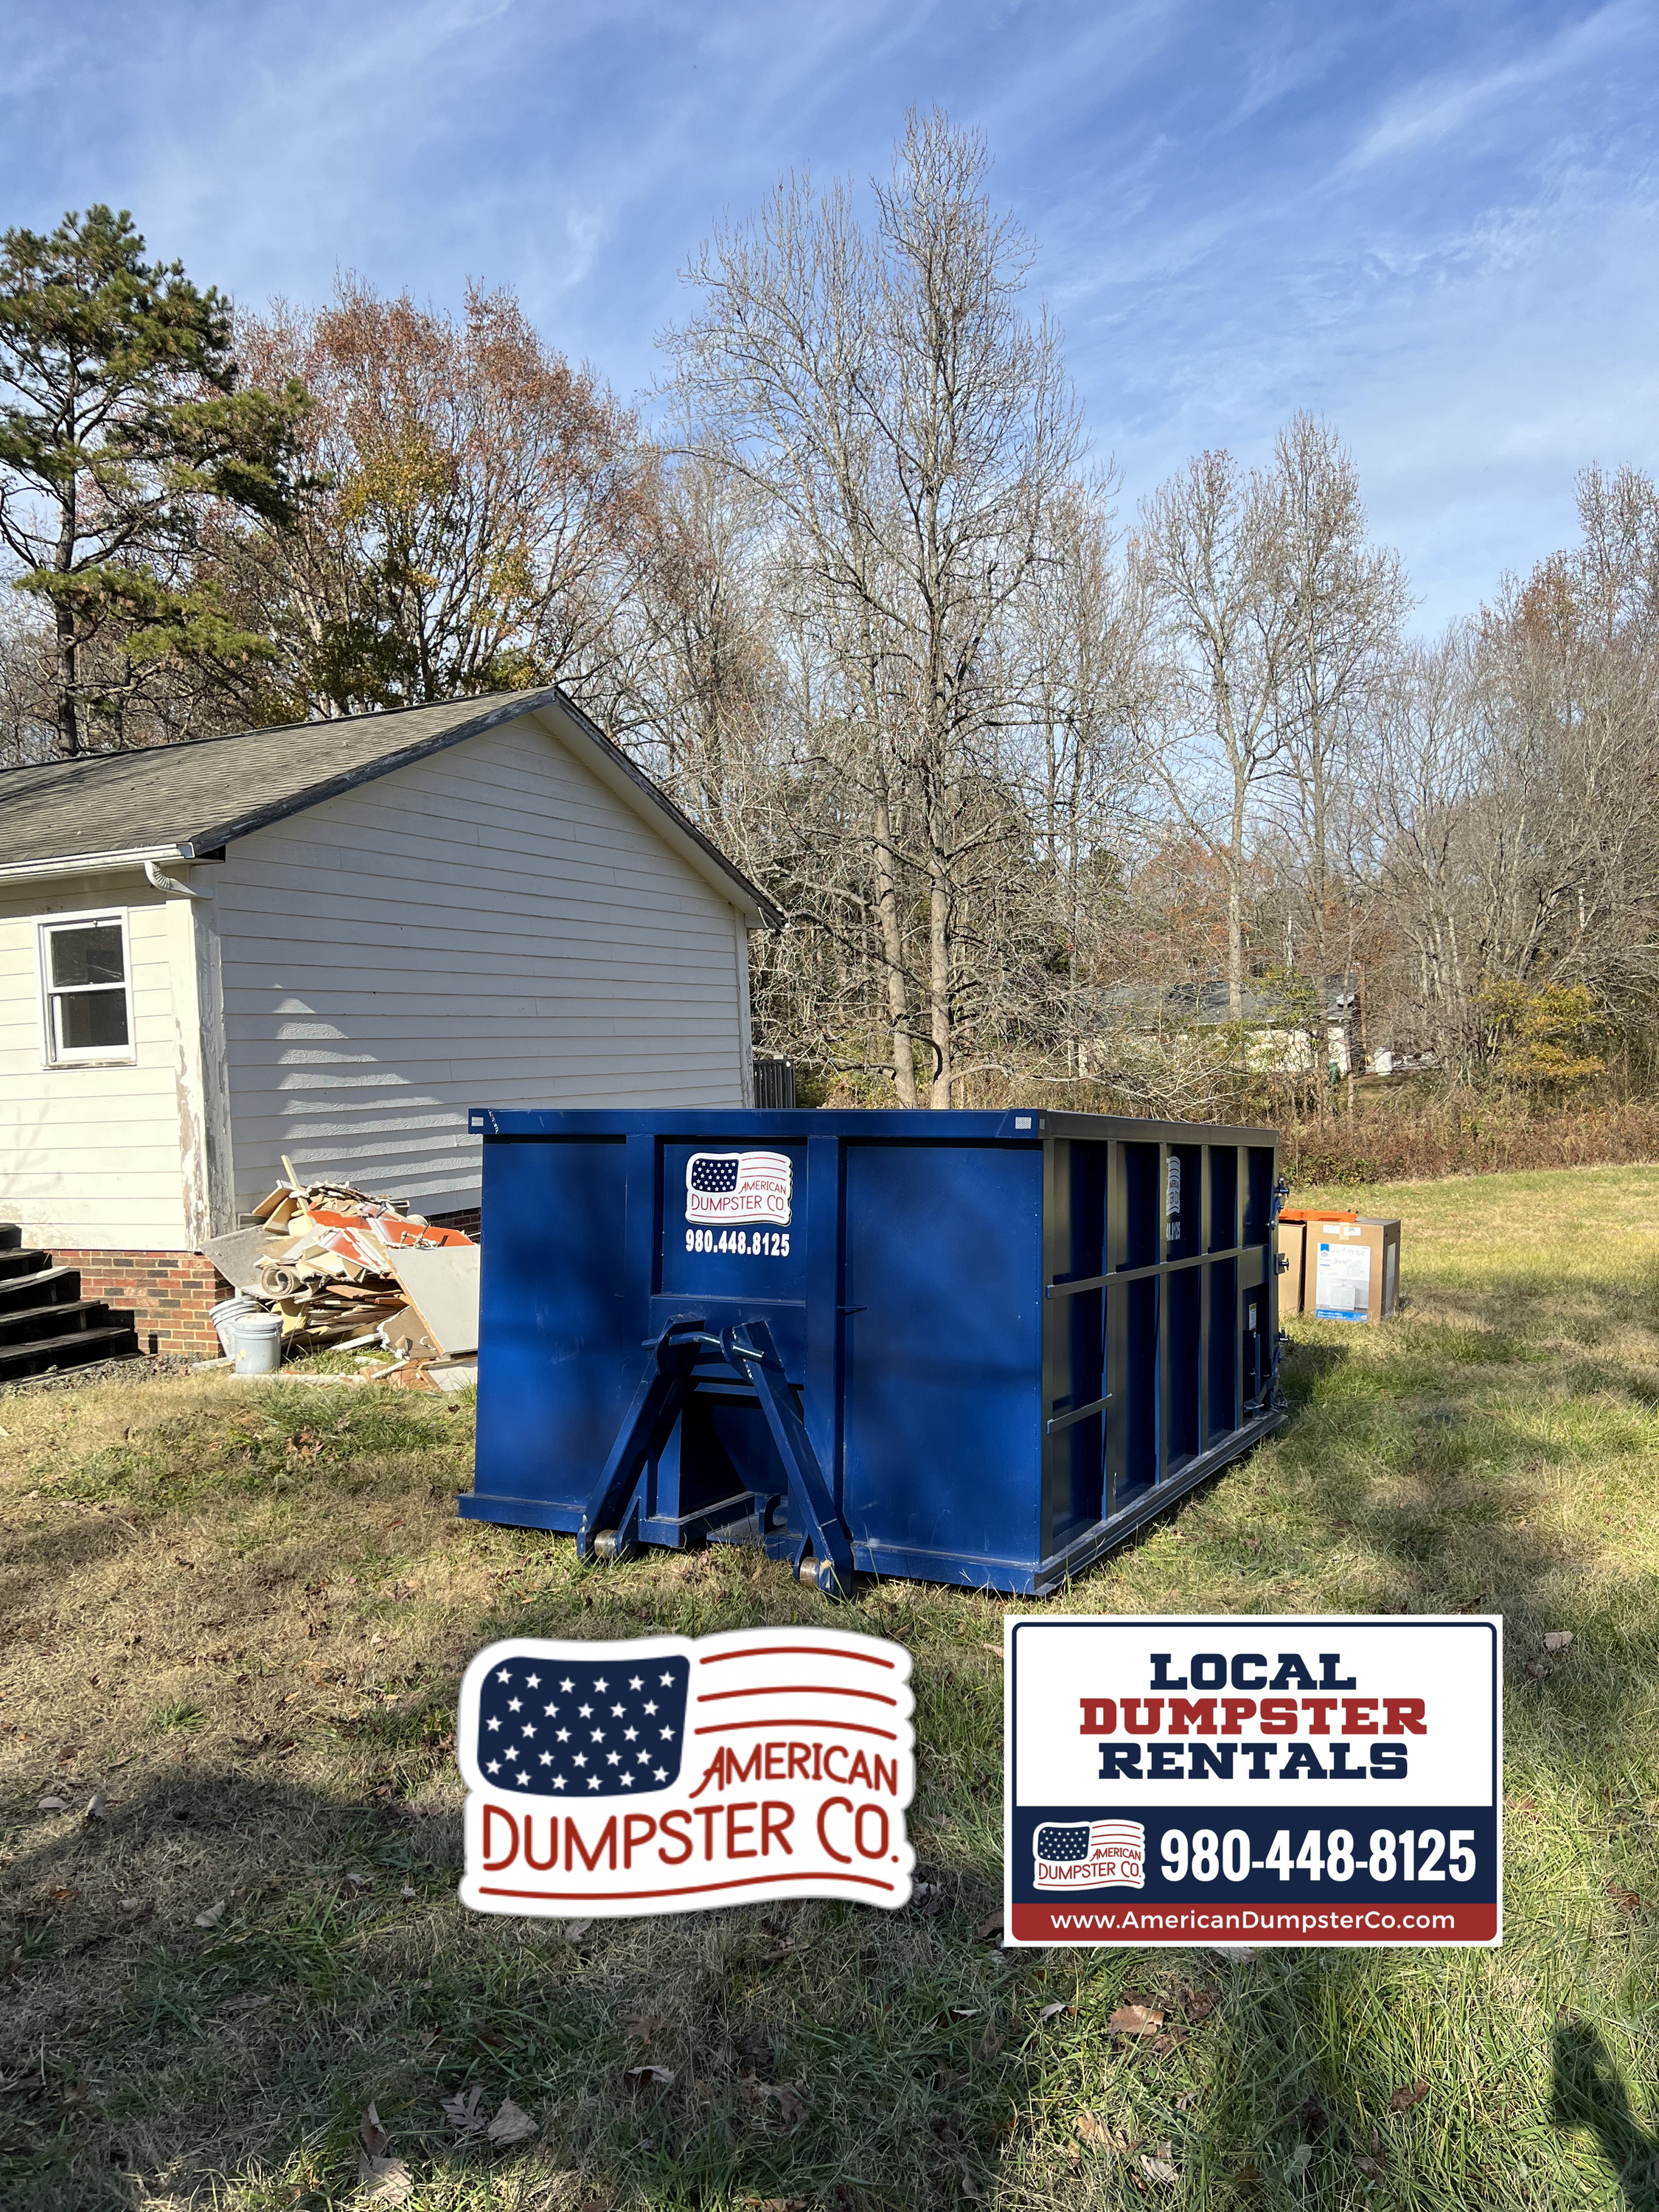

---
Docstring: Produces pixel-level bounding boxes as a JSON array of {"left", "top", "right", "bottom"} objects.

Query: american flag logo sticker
[
  {"left": 458, "top": 1627, "right": 914, "bottom": 1919},
  {"left": 685, "top": 1150, "right": 793, "bottom": 1226},
  {"left": 1033, "top": 1820, "right": 1146, "bottom": 1890}
]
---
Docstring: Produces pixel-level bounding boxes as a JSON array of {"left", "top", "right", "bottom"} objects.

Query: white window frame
[{"left": 38, "top": 908, "right": 137, "bottom": 1068}]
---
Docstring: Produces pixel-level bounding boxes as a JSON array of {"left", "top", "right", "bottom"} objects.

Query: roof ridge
[{"left": 0, "top": 686, "right": 550, "bottom": 779}]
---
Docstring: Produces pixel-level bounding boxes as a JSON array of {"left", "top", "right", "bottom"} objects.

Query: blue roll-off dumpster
[{"left": 461, "top": 1108, "right": 1287, "bottom": 1595}]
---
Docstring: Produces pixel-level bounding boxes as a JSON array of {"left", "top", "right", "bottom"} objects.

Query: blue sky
[{"left": 4, "top": 0, "right": 1655, "bottom": 626}]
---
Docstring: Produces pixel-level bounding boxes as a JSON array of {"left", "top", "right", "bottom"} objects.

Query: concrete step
[
  {"left": 0, "top": 1265, "right": 81, "bottom": 1315},
  {"left": 0, "top": 1322, "right": 141, "bottom": 1383}
]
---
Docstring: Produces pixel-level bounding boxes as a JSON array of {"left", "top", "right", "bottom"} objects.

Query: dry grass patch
[{"left": 3, "top": 1164, "right": 1659, "bottom": 2208}]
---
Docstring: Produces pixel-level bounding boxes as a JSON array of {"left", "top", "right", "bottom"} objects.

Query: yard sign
[{"left": 1005, "top": 1615, "right": 1500, "bottom": 1947}]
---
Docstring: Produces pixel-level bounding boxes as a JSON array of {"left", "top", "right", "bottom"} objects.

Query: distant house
[
  {"left": 1077, "top": 978, "right": 1361, "bottom": 1076},
  {"left": 0, "top": 688, "right": 774, "bottom": 1357}
]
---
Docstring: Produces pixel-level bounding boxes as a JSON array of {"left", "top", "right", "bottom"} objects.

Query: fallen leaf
[
  {"left": 565, "top": 1918, "right": 594, "bottom": 1941},
  {"left": 486, "top": 2097, "right": 538, "bottom": 2147},
  {"left": 975, "top": 2024, "right": 1005, "bottom": 2062},
  {"left": 356, "top": 2154, "right": 413, "bottom": 2204},
  {"left": 83, "top": 1791, "right": 107, "bottom": 1823},
  {"left": 974, "top": 1911, "right": 1004, "bottom": 1941},
  {"left": 1283, "top": 2143, "right": 1312, "bottom": 2182},
  {"left": 220, "top": 1993, "right": 271, "bottom": 2014},
  {"left": 1505, "top": 1795, "right": 1539, "bottom": 1820},
  {"left": 1150, "top": 2030, "right": 1187, "bottom": 2055},
  {"left": 1355, "top": 2154, "right": 1387, "bottom": 2177},
  {"left": 1527, "top": 1660, "right": 1551, "bottom": 1680},
  {"left": 624, "top": 2064, "right": 675, "bottom": 2090},
  {"left": 625, "top": 2013, "right": 665, "bottom": 2042},
  {"left": 35, "top": 1796, "right": 67, "bottom": 1814},
  {"left": 1543, "top": 1631, "right": 1573, "bottom": 1651},
  {"left": 1176, "top": 2090, "right": 1200, "bottom": 2111},
  {"left": 193, "top": 1901, "right": 226, "bottom": 1928},
  {"left": 416, "top": 2027, "right": 438, "bottom": 2051},
  {"left": 440, "top": 2086, "right": 485, "bottom": 2135},
  {"left": 1388, "top": 2077, "right": 1430, "bottom": 2114},
  {"left": 1074, "top": 2110, "right": 1112, "bottom": 2146},
  {"left": 1108, "top": 2004, "right": 1165, "bottom": 2034},
  {"left": 1037, "top": 2001, "right": 1069, "bottom": 2022},
  {"left": 344, "top": 1873, "right": 372, "bottom": 1893},
  {"left": 476, "top": 2028, "right": 509, "bottom": 2051},
  {"left": 1213, "top": 1944, "right": 1256, "bottom": 1961},
  {"left": 400, "top": 1885, "right": 417, "bottom": 1902},
  {"left": 1182, "top": 1986, "right": 1220, "bottom": 2024},
  {"left": 116, "top": 1897, "right": 146, "bottom": 1916},
  {"left": 1141, "top": 2154, "right": 1179, "bottom": 2184},
  {"left": 743, "top": 2078, "right": 809, "bottom": 2126},
  {"left": 1607, "top": 1883, "right": 1644, "bottom": 1917},
  {"left": 762, "top": 1936, "right": 801, "bottom": 1960},
  {"left": 361, "top": 2104, "right": 390, "bottom": 2157},
  {"left": 1295, "top": 2095, "right": 1327, "bottom": 2134},
  {"left": 45, "top": 1885, "right": 77, "bottom": 1902}
]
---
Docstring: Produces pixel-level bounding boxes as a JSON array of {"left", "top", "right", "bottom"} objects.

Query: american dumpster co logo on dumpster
[
  {"left": 457, "top": 1627, "right": 914, "bottom": 1919},
  {"left": 685, "top": 1150, "right": 793, "bottom": 1227}
]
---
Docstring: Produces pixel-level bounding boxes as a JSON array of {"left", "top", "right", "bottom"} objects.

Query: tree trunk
[
  {"left": 55, "top": 472, "right": 79, "bottom": 757},
  {"left": 928, "top": 846, "right": 952, "bottom": 1107},
  {"left": 55, "top": 602, "right": 80, "bottom": 757},
  {"left": 872, "top": 787, "right": 917, "bottom": 1107}
]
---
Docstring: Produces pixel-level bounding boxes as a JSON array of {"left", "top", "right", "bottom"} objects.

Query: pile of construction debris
[{"left": 203, "top": 1162, "right": 479, "bottom": 1390}]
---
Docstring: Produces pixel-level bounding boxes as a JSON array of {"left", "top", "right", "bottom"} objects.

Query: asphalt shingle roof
[
  {"left": 0, "top": 691, "right": 566, "bottom": 863},
  {"left": 0, "top": 687, "right": 777, "bottom": 922}
]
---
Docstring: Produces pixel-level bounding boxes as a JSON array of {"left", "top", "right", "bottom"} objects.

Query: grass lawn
[{"left": 2, "top": 1161, "right": 1658, "bottom": 2211}]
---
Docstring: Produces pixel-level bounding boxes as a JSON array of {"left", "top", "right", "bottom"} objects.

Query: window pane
[
  {"left": 49, "top": 922, "right": 125, "bottom": 989},
  {"left": 57, "top": 987, "right": 130, "bottom": 1051}
]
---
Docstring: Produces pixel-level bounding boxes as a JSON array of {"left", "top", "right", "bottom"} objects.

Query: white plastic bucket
[
  {"left": 232, "top": 1312, "right": 283, "bottom": 1374},
  {"left": 210, "top": 1294, "right": 258, "bottom": 1357}
]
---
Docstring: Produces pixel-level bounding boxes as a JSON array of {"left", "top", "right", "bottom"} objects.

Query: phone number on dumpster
[{"left": 684, "top": 1228, "right": 792, "bottom": 1257}]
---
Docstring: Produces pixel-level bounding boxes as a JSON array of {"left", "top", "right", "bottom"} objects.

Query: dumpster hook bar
[{"left": 577, "top": 1313, "right": 855, "bottom": 1599}]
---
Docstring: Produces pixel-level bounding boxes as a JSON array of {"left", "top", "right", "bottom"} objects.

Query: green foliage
[
  {"left": 1478, "top": 981, "right": 1606, "bottom": 1088},
  {"left": 0, "top": 204, "right": 308, "bottom": 751}
]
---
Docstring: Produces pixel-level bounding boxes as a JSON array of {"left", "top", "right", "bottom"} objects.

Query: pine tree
[{"left": 0, "top": 205, "right": 307, "bottom": 754}]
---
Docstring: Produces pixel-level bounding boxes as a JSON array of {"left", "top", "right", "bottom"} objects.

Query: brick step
[
  {"left": 0, "top": 1322, "right": 141, "bottom": 1383},
  {"left": 0, "top": 1246, "right": 55, "bottom": 1283},
  {"left": 0, "top": 1265, "right": 81, "bottom": 1315},
  {"left": 0, "top": 1298, "right": 110, "bottom": 1349}
]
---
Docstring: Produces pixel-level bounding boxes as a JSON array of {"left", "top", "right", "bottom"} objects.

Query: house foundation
[{"left": 52, "top": 1251, "right": 232, "bottom": 1358}]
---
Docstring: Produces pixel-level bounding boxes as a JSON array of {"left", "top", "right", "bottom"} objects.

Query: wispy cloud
[
  {"left": 1345, "top": 1, "right": 1644, "bottom": 169},
  {"left": 1, "top": 0, "right": 1653, "bottom": 626}
]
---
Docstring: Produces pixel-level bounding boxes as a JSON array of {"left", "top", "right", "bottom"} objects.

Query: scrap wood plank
[{"left": 386, "top": 1245, "right": 480, "bottom": 1357}]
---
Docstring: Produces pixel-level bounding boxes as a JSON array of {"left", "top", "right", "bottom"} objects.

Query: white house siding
[
  {"left": 0, "top": 872, "right": 195, "bottom": 1250},
  {"left": 211, "top": 709, "right": 753, "bottom": 1217}
]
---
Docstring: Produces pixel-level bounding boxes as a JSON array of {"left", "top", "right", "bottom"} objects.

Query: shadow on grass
[
  {"left": 0, "top": 1756, "right": 1043, "bottom": 2212},
  {"left": 1553, "top": 2024, "right": 1659, "bottom": 2210}
]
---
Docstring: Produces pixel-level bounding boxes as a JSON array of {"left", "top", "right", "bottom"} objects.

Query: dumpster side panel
[
  {"left": 841, "top": 1141, "right": 1043, "bottom": 1578},
  {"left": 467, "top": 1136, "right": 628, "bottom": 1526}
]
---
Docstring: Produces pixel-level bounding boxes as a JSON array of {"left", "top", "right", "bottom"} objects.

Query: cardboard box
[
  {"left": 1273, "top": 1219, "right": 1307, "bottom": 1312},
  {"left": 1310, "top": 1217, "right": 1401, "bottom": 1324}
]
